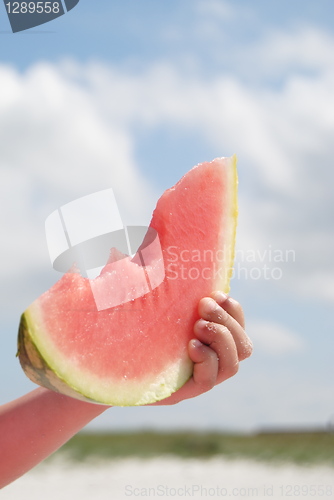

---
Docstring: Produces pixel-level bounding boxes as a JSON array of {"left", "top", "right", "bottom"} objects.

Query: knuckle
[
  {"left": 239, "top": 338, "right": 253, "bottom": 360},
  {"left": 203, "top": 298, "right": 229, "bottom": 324},
  {"left": 202, "top": 323, "right": 232, "bottom": 349},
  {"left": 201, "top": 321, "right": 226, "bottom": 342},
  {"left": 199, "top": 379, "right": 215, "bottom": 392},
  {"left": 228, "top": 296, "right": 242, "bottom": 313},
  {"left": 195, "top": 369, "right": 216, "bottom": 392},
  {"left": 225, "top": 361, "right": 239, "bottom": 379},
  {"left": 219, "top": 324, "right": 231, "bottom": 337},
  {"left": 213, "top": 306, "right": 229, "bottom": 324}
]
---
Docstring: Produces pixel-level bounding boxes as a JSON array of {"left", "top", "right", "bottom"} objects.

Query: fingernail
[
  {"left": 191, "top": 339, "right": 203, "bottom": 348},
  {"left": 213, "top": 291, "right": 228, "bottom": 303},
  {"left": 206, "top": 298, "right": 218, "bottom": 313},
  {"left": 194, "top": 318, "right": 207, "bottom": 332}
]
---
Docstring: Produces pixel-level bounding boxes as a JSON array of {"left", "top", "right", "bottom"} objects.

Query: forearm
[{"left": 0, "top": 387, "right": 108, "bottom": 488}]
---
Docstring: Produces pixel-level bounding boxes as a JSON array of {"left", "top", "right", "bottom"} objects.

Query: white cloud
[
  {"left": 1, "top": 6, "right": 333, "bottom": 434},
  {"left": 248, "top": 25, "right": 334, "bottom": 76},
  {"left": 246, "top": 320, "right": 305, "bottom": 355},
  {"left": 82, "top": 43, "right": 334, "bottom": 302},
  {"left": 1, "top": 23, "right": 334, "bottom": 316},
  {"left": 1, "top": 63, "right": 157, "bottom": 219},
  {"left": 0, "top": 63, "right": 159, "bottom": 317}
]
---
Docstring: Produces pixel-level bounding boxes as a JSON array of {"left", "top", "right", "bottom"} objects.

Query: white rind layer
[
  {"left": 213, "top": 155, "right": 238, "bottom": 292},
  {"left": 22, "top": 305, "right": 193, "bottom": 406}
]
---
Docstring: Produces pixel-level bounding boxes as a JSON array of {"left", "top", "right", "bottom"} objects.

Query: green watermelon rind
[
  {"left": 18, "top": 312, "right": 99, "bottom": 404},
  {"left": 18, "top": 307, "right": 194, "bottom": 406}
]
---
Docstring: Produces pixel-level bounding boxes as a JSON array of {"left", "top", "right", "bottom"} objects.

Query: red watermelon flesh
[{"left": 18, "top": 156, "right": 238, "bottom": 406}]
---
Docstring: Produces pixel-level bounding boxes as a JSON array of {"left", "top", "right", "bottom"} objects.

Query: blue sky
[
  {"left": 2, "top": 1, "right": 334, "bottom": 70},
  {"left": 0, "top": 0, "right": 333, "bottom": 432}
]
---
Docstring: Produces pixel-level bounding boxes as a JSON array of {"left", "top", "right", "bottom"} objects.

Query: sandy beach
[{"left": 2, "top": 457, "right": 333, "bottom": 499}]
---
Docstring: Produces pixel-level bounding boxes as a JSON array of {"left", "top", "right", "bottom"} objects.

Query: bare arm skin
[
  {"left": 0, "top": 293, "right": 252, "bottom": 488},
  {"left": 0, "top": 388, "right": 107, "bottom": 488}
]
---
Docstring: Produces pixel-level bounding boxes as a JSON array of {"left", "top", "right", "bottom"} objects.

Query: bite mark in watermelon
[{"left": 18, "top": 156, "right": 238, "bottom": 406}]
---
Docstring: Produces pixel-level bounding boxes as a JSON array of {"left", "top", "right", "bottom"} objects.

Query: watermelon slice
[{"left": 18, "top": 156, "right": 238, "bottom": 406}]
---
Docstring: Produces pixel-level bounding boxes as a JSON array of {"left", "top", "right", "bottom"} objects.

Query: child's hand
[
  {"left": 0, "top": 292, "right": 251, "bottom": 486},
  {"left": 153, "top": 291, "right": 252, "bottom": 406}
]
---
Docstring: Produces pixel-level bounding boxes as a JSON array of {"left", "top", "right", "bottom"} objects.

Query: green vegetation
[{"left": 54, "top": 431, "right": 334, "bottom": 466}]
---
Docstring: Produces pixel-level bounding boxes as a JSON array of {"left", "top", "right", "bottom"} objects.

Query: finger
[
  {"left": 194, "top": 319, "right": 239, "bottom": 384},
  {"left": 210, "top": 291, "right": 245, "bottom": 329},
  {"left": 198, "top": 297, "right": 252, "bottom": 360},
  {"left": 151, "top": 340, "right": 219, "bottom": 405},
  {"left": 189, "top": 339, "right": 219, "bottom": 390}
]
